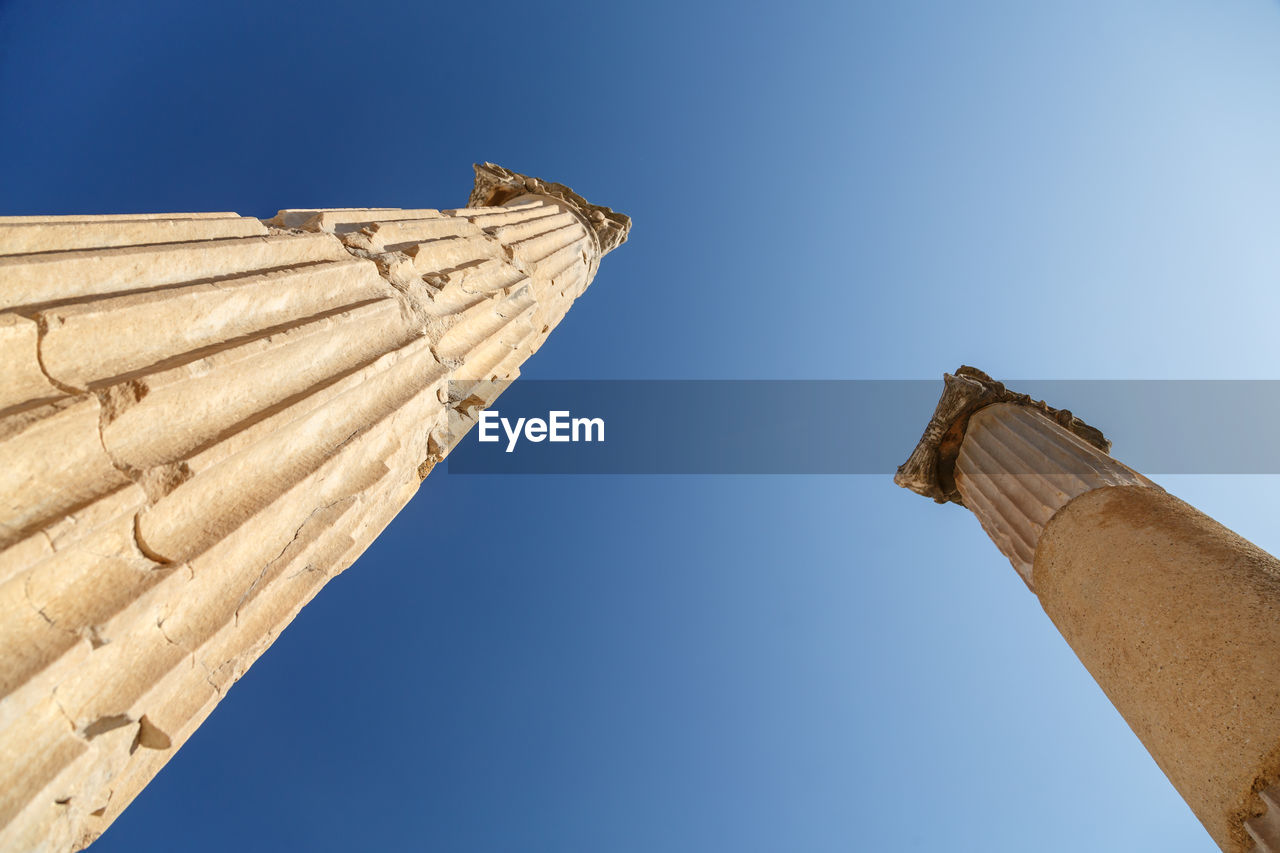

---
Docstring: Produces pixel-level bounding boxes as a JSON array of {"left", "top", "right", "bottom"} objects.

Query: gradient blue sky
[{"left": 4, "top": 2, "right": 1280, "bottom": 850}]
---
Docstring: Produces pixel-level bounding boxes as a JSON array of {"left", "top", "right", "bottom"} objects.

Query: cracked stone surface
[{"left": 0, "top": 165, "right": 630, "bottom": 851}]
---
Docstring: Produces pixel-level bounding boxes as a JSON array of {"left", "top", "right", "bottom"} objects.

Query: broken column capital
[
  {"left": 468, "top": 162, "right": 632, "bottom": 257},
  {"left": 894, "top": 365, "right": 1111, "bottom": 505}
]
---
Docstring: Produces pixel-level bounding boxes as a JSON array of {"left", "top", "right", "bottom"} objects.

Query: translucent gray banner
[{"left": 442, "top": 380, "right": 1277, "bottom": 474}]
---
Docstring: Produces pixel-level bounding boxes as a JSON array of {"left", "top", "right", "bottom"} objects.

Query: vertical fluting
[
  {"left": 0, "top": 165, "right": 629, "bottom": 851},
  {"left": 1246, "top": 786, "right": 1280, "bottom": 852},
  {"left": 953, "top": 403, "right": 1152, "bottom": 587}
]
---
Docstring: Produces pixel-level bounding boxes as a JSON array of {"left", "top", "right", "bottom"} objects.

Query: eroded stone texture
[
  {"left": 1037, "top": 487, "right": 1280, "bottom": 852},
  {"left": 898, "top": 368, "right": 1280, "bottom": 852},
  {"left": 0, "top": 165, "right": 629, "bottom": 851}
]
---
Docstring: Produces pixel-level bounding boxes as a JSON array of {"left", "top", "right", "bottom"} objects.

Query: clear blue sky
[{"left": 4, "top": 1, "right": 1280, "bottom": 850}]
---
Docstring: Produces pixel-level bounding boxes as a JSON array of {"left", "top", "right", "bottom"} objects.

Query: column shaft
[
  {"left": 897, "top": 367, "right": 1280, "bottom": 852},
  {"left": 0, "top": 165, "right": 629, "bottom": 851},
  {"left": 1035, "top": 485, "right": 1280, "bottom": 852}
]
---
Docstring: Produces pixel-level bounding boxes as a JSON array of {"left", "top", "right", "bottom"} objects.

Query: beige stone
[
  {"left": 1037, "top": 486, "right": 1280, "bottom": 852},
  {"left": 36, "top": 258, "right": 389, "bottom": 388},
  {"left": 0, "top": 213, "right": 240, "bottom": 223},
  {"left": 0, "top": 314, "right": 62, "bottom": 411},
  {"left": 0, "top": 163, "right": 630, "bottom": 851},
  {"left": 0, "top": 232, "right": 349, "bottom": 309},
  {"left": 899, "top": 367, "right": 1280, "bottom": 852},
  {"left": 0, "top": 217, "right": 266, "bottom": 256}
]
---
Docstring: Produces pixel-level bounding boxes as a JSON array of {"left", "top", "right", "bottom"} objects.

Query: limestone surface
[
  {"left": 0, "top": 165, "right": 629, "bottom": 851},
  {"left": 899, "top": 369, "right": 1280, "bottom": 852},
  {"left": 1037, "top": 486, "right": 1280, "bottom": 852}
]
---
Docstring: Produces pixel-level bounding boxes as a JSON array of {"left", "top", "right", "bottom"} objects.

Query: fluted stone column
[
  {"left": 897, "top": 367, "right": 1280, "bottom": 853},
  {"left": 0, "top": 164, "right": 630, "bottom": 851}
]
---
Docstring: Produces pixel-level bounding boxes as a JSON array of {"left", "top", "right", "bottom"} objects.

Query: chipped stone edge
[
  {"left": 894, "top": 365, "right": 1112, "bottom": 506},
  {"left": 467, "top": 162, "right": 632, "bottom": 257}
]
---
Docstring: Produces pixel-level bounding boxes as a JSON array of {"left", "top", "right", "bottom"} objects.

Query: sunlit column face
[{"left": 0, "top": 166, "right": 629, "bottom": 851}]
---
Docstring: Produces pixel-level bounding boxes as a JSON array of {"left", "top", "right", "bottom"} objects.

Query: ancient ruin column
[
  {"left": 0, "top": 164, "right": 630, "bottom": 851},
  {"left": 896, "top": 367, "right": 1280, "bottom": 853}
]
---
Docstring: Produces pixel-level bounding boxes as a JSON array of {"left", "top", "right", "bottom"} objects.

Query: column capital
[
  {"left": 468, "top": 162, "right": 632, "bottom": 257},
  {"left": 894, "top": 365, "right": 1111, "bottom": 505}
]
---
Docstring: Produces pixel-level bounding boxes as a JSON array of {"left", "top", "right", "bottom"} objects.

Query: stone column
[
  {"left": 897, "top": 367, "right": 1280, "bottom": 853},
  {"left": 0, "top": 164, "right": 630, "bottom": 851}
]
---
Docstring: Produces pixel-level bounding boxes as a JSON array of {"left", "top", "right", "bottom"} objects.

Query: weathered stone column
[
  {"left": 0, "top": 164, "right": 629, "bottom": 851},
  {"left": 897, "top": 367, "right": 1280, "bottom": 853}
]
